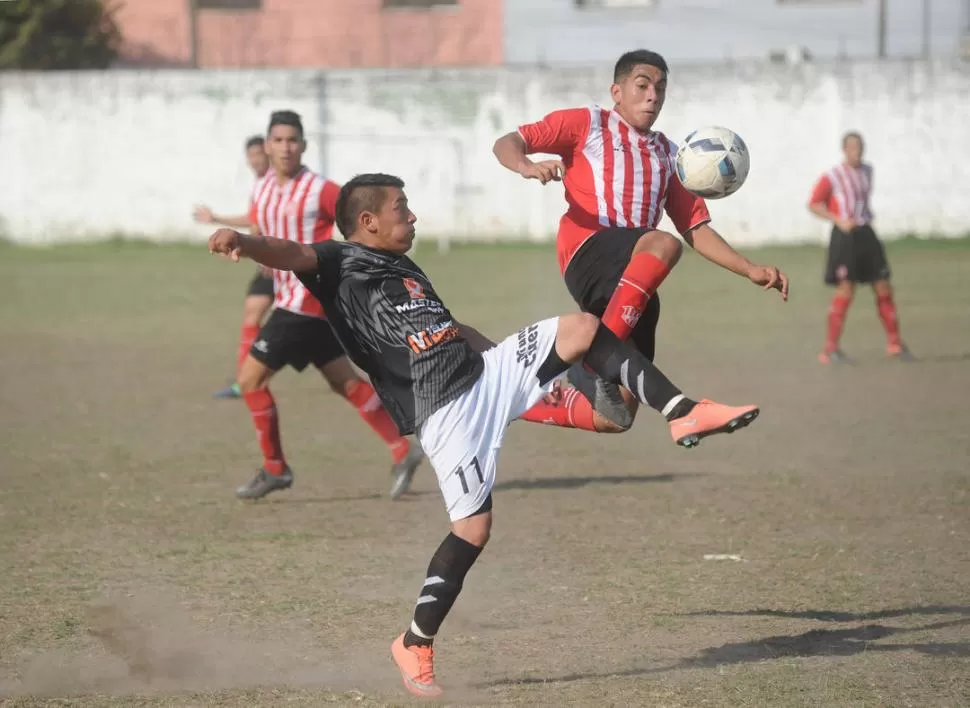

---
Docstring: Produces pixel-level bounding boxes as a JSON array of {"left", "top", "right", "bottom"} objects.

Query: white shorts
[{"left": 418, "top": 317, "right": 560, "bottom": 521}]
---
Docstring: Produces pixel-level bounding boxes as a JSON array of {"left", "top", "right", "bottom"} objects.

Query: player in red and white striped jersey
[
  {"left": 233, "top": 110, "right": 423, "bottom": 501},
  {"left": 494, "top": 49, "right": 789, "bottom": 435},
  {"left": 809, "top": 131, "right": 911, "bottom": 363},
  {"left": 194, "top": 135, "right": 275, "bottom": 399}
]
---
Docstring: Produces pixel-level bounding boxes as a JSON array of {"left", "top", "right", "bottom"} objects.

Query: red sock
[
  {"left": 519, "top": 387, "right": 598, "bottom": 432},
  {"left": 876, "top": 292, "right": 901, "bottom": 348},
  {"left": 346, "top": 380, "right": 410, "bottom": 464},
  {"left": 243, "top": 389, "right": 285, "bottom": 475},
  {"left": 237, "top": 324, "right": 260, "bottom": 373},
  {"left": 825, "top": 295, "right": 852, "bottom": 353},
  {"left": 601, "top": 253, "right": 670, "bottom": 341}
]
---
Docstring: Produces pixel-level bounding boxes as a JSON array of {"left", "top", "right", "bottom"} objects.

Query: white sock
[{"left": 661, "top": 393, "right": 686, "bottom": 418}]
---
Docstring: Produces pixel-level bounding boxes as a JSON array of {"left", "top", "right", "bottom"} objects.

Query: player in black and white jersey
[{"left": 207, "top": 173, "right": 761, "bottom": 697}]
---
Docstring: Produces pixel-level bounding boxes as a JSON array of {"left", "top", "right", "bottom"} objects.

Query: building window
[
  {"left": 574, "top": 0, "right": 657, "bottom": 8},
  {"left": 196, "top": 0, "right": 262, "bottom": 9},
  {"left": 383, "top": 0, "right": 459, "bottom": 8}
]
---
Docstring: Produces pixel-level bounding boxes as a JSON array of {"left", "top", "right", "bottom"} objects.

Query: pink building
[{"left": 114, "top": 0, "right": 503, "bottom": 68}]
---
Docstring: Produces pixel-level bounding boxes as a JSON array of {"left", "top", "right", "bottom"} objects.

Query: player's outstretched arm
[
  {"left": 683, "top": 224, "right": 789, "bottom": 301},
  {"left": 208, "top": 228, "right": 317, "bottom": 272},
  {"left": 492, "top": 132, "right": 564, "bottom": 185},
  {"left": 193, "top": 205, "right": 251, "bottom": 229}
]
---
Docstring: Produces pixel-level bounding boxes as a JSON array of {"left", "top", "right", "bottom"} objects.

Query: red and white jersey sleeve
[
  {"left": 519, "top": 106, "right": 710, "bottom": 273},
  {"left": 250, "top": 167, "right": 341, "bottom": 318},
  {"left": 809, "top": 163, "right": 874, "bottom": 225}
]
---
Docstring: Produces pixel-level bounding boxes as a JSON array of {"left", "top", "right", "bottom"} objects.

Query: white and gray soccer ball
[{"left": 674, "top": 126, "right": 750, "bottom": 199}]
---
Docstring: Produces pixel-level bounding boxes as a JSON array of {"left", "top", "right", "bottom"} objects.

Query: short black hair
[
  {"left": 267, "top": 110, "right": 304, "bottom": 138},
  {"left": 245, "top": 135, "right": 264, "bottom": 150},
  {"left": 842, "top": 131, "right": 864, "bottom": 148},
  {"left": 614, "top": 49, "right": 669, "bottom": 83},
  {"left": 335, "top": 173, "right": 406, "bottom": 238}
]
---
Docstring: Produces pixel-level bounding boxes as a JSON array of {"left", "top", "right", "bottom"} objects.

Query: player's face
[
  {"left": 611, "top": 64, "right": 667, "bottom": 132},
  {"left": 376, "top": 187, "right": 417, "bottom": 254},
  {"left": 843, "top": 136, "right": 864, "bottom": 167},
  {"left": 246, "top": 144, "right": 269, "bottom": 178},
  {"left": 266, "top": 125, "right": 305, "bottom": 176}
]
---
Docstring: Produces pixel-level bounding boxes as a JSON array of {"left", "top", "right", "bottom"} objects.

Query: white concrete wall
[
  {"left": 505, "top": 0, "right": 967, "bottom": 65},
  {"left": 2, "top": 61, "right": 968, "bottom": 247}
]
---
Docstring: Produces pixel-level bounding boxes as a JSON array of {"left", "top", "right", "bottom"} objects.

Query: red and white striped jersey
[
  {"left": 249, "top": 167, "right": 340, "bottom": 318},
  {"left": 809, "top": 163, "right": 874, "bottom": 226},
  {"left": 518, "top": 106, "right": 711, "bottom": 273}
]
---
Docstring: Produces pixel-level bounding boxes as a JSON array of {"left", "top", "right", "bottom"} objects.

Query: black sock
[
  {"left": 403, "top": 532, "right": 483, "bottom": 648},
  {"left": 536, "top": 343, "right": 570, "bottom": 386},
  {"left": 583, "top": 324, "right": 694, "bottom": 417}
]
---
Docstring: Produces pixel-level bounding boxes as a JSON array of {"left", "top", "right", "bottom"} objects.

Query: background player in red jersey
[
  {"left": 233, "top": 111, "right": 423, "bottom": 501},
  {"left": 493, "top": 49, "right": 789, "bottom": 431},
  {"left": 808, "top": 132, "right": 912, "bottom": 364},
  {"left": 193, "top": 135, "right": 274, "bottom": 399}
]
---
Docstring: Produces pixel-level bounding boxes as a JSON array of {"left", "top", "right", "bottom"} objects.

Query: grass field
[{"left": 1, "top": 237, "right": 969, "bottom": 707}]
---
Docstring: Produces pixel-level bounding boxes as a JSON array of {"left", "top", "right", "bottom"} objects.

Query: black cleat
[
  {"left": 566, "top": 363, "right": 633, "bottom": 430},
  {"left": 389, "top": 442, "right": 424, "bottom": 500},
  {"left": 235, "top": 466, "right": 293, "bottom": 500}
]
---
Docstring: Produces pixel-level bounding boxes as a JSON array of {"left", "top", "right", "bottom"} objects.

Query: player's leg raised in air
[
  {"left": 214, "top": 268, "right": 274, "bottom": 398},
  {"left": 520, "top": 226, "right": 679, "bottom": 431},
  {"left": 392, "top": 313, "right": 758, "bottom": 696}
]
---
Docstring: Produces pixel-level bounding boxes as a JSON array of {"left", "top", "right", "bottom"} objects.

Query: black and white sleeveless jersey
[{"left": 296, "top": 240, "right": 484, "bottom": 435}]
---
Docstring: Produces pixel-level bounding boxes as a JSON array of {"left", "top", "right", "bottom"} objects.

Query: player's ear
[{"left": 610, "top": 82, "right": 622, "bottom": 104}]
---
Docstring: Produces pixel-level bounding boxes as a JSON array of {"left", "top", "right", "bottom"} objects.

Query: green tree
[{"left": 0, "top": 0, "right": 121, "bottom": 70}]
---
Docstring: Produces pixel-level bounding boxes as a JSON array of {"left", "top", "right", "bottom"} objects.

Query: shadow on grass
[
  {"left": 494, "top": 473, "right": 691, "bottom": 491},
  {"left": 479, "top": 606, "right": 970, "bottom": 688},
  {"left": 681, "top": 605, "right": 970, "bottom": 622}
]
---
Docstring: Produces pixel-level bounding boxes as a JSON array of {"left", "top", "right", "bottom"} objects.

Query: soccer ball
[{"left": 674, "top": 126, "right": 750, "bottom": 199}]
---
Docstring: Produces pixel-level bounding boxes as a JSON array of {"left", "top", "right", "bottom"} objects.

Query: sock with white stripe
[
  {"left": 583, "top": 324, "right": 696, "bottom": 421},
  {"left": 403, "top": 532, "right": 483, "bottom": 648}
]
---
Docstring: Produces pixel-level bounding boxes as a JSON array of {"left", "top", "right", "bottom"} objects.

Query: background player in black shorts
[
  {"left": 193, "top": 135, "right": 275, "bottom": 398},
  {"left": 207, "top": 172, "right": 763, "bottom": 697},
  {"left": 808, "top": 132, "right": 912, "bottom": 363}
]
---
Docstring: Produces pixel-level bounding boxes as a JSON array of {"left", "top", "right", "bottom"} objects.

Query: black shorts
[
  {"left": 563, "top": 227, "right": 661, "bottom": 361},
  {"left": 824, "top": 224, "right": 891, "bottom": 285},
  {"left": 249, "top": 309, "right": 345, "bottom": 373},
  {"left": 246, "top": 269, "right": 274, "bottom": 298}
]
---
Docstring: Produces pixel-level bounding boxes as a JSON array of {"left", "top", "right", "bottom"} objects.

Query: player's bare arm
[
  {"left": 683, "top": 223, "right": 790, "bottom": 301},
  {"left": 193, "top": 205, "right": 252, "bottom": 229},
  {"left": 492, "top": 132, "right": 564, "bottom": 184},
  {"left": 809, "top": 201, "right": 855, "bottom": 234},
  {"left": 208, "top": 228, "right": 317, "bottom": 272}
]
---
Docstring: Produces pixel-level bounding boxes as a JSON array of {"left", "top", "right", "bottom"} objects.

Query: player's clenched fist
[
  {"left": 519, "top": 159, "right": 565, "bottom": 185},
  {"left": 208, "top": 228, "right": 244, "bottom": 261}
]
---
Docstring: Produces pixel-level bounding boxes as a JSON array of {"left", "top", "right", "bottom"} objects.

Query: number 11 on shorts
[{"left": 455, "top": 457, "right": 483, "bottom": 495}]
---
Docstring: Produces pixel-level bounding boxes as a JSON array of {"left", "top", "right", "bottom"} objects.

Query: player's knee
[
  {"left": 242, "top": 296, "right": 271, "bottom": 327},
  {"left": 238, "top": 357, "right": 271, "bottom": 394},
  {"left": 329, "top": 375, "right": 357, "bottom": 398},
  {"left": 452, "top": 511, "right": 492, "bottom": 548},
  {"left": 836, "top": 281, "right": 855, "bottom": 300},
  {"left": 637, "top": 229, "right": 682, "bottom": 266},
  {"left": 553, "top": 312, "right": 600, "bottom": 363}
]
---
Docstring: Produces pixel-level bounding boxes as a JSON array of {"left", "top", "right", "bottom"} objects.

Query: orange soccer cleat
[
  {"left": 669, "top": 399, "right": 760, "bottom": 448},
  {"left": 391, "top": 633, "right": 443, "bottom": 698}
]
